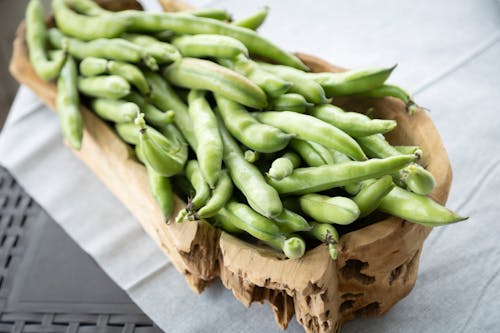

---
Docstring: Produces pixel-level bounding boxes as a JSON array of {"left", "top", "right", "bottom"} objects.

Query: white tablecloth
[{"left": 1, "top": 0, "right": 499, "bottom": 331}]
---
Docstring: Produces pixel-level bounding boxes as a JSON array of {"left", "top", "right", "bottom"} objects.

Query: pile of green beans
[{"left": 25, "top": 0, "right": 467, "bottom": 260}]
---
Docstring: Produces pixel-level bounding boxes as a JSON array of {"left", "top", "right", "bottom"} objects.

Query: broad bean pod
[
  {"left": 195, "top": 170, "right": 233, "bottom": 219},
  {"left": 352, "top": 176, "right": 394, "bottom": 217},
  {"left": 306, "top": 222, "right": 339, "bottom": 259},
  {"left": 357, "top": 134, "right": 435, "bottom": 195},
  {"left": 78, "top": 75, "right": 130, "bottom": 99},
  {"left": 66, "top": 0, "right": 112, "bottom": 16},
  {"left": 272, "top": 208, "right": 311, "bottom": 233},
  {"left": 351, "top": 84, "right": 420, "bottom": 115},
  {"left": 300, "top": 194, "right": 360, "bottom": 225},
  {"left": 115, "top": 10, "right": 308, "bottom": 70},
  {"left": 48, "top": 28, "right": 157, "bottom": 70},
  {"left": 219, "top": 117, "right": 283, "bottom": 218},
  {"left": 164, "top": 58, "right": 267, "bottom": 109},
  {"left": 123, "top": 33, "right": 181, "bottom": 64},
  {"left": 233, "top": 6, "right": 269, "bottom": 30},
  {"left": 394, "top": 146, "right": 424, "bottom": 159},
  {"left": 52, "top": 0, "right": 127, "bottom": 40},
  {"left": 26, "top": 0, "right": 66, "bottom": 80},
  {"left": 289, "top": 139, "right": 334, "bottom": 167},
  {"left": 243, "top": 150, "right": 260, "bottom": 163},
  {"left": 263, "top": 235, "right": 306, "bottom": 259},
  {"left": 215, "top": 95, "right": 293, "bottom": 153},
  {"left": 268, "top": 152, "right": 301, "bottom": 180},
  {"left": 258, "top": 63, "right": 328, "bottom": 103},
  {"left": 219, "top": 55, "right": 291, "bottom": 98},
  {"left": 135, "top": 144, "right": 174, "bottom": 220},
  {"left": 90, "top": 98, "right": 139, "bottom": 123},
  {"left": 307, "top": 66, "right": 395, "bottom": 97},
  {"left": 115, "top": 122, "right": 139, "bottom": 145},
  {"left": 144, "top": 71, "right": 197, "bottom": 149},
  {"left": 226, "top": 201, "right": 282, "bottom": 241},
  {"left": 187, "top": 8, "right": 232, "bottom": 21},
  {"left": 188, "top": 90, "right": 223, "bottom": 188},
  {"left": 214, "top": 207, "right": 244, "bottom": 235},
  {"left": 255, "top": 111, "right": 367, "bottom": 161},
  {"left": 56, "top": 56, "right": 82, "bottom": 150},
  {"left": 267, "top": 154, "right": 416, "bottom": 195},
  {"left": 379, "top": 186, "right": 468, "bottom": 226},
  {"left": 309, "top": 104, "right": 397, "bottom": 137},
  {"left": 125, "top": 92, "right": 175, "bottom": 127},
  {"left": 135, "top": 114, "right": 188, "bottom": 177},
  {"left": 185, "top": 160, "right": 211, "bottom": 211},
  {"left": 172, "top": 34, "right": 248, "bottom": 59},
  {"left": 270, "top": 93, "right": 312, "bottom": 113}
]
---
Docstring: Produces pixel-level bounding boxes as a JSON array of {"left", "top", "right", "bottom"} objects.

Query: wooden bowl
[{"left": 9, "top": 1, "right": 452, "bottom": 332}]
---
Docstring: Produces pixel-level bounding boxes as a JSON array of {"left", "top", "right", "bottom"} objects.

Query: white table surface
[{"left": 1, "top": 0, "right": 499, "bottom": 331}]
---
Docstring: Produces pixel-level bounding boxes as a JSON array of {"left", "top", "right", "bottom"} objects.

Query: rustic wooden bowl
[{"left": 9, "top": 1, "right": 452, "bottom": 332}]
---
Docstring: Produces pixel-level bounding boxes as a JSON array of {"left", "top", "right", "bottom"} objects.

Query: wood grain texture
[{"left": 10, "top": 1, "right": 452, "bottom": 332}]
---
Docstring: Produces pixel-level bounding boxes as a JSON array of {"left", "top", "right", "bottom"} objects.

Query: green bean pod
[
  {"left": 356, "top": 134, "right": 435, "bottom": 195},
  {"left": 135, "top": 144, "right": 174, "bottom": 220},
  {"left": 300, "top": 194, "right": 360, "bottom": 225},
  {"left": 173, "top": 34, "right": 248, "bottom": 59},
  {"left": 215, "top": 95, "right": 293, "bottom": 153},
  {"left": 309, "top": 104, "right": 397, "bottom": 137},
  {"left": 219, "top": 56, "right": 291, "bottom": 98},
  {"left": 270, "top": 93, "right": 313, "bottom": 113},
  {"left": 56, "top": 56, "right": 82, "bottom": 150},
  {"left": 268, "top": 152, "right": 301, "bottom": 180},
  {"left": 378, "top": 186, "right": 468, "bottom": 226},
  {"left": 187, "top": 8, "right": 232, "bottom": 21},
  {"left": 125, "top": 92, "right": 175, "bottom": 127},
  {"left": 351, "top": 84, "right": 420, "bottom": 115},
  {"left": 308, "top": 66, "right": 395, "bottom": 97},
  {"left": 263, "top": 235, "right": 306, "bottom": 259},
  {"left": 272, "top": 208, "right": 311, "bottom": 233},
  {"left": 163, "top": 58, "right": 267, "bottom": 109},
  {"left": 52, "top": 0, "right": 128, "bottom": 40},
  {"left": 226, "top": 201, "right": 282, "bottom": 241},
  {"left": 306, "top": 222, "right": 339, "bottom": 259},
  {"left": 352, "top": 176, "right": 394, "bottom": 217},
  {"left": 115, "top": 122, "right": 139, "bottom": 145},
  {"left": 233, "top": 6, "right": 269, "bottom": 30},
  {"left": 26, "top": 0, "right": 66, "bottom": 80},
  {"left": 188, "top": 90, "right": 223, "bottom": 188},
  {"left": 259, "top": 63, "right": 328, "bottom": 103},
  {"left": 135, "top": 114, "right": 187, "bottom": 177},
  {"left": 90, "top": 99, "right": 138, "bottom": 123},
  {"left": 268, "top": 155, "right": 416, "bottom": 195},
  {"left": 255, "top": 111, "right": 367, "bottom": 161},
  {"left": 289, "top": 139, "right": 334, "bottom": 167},
  {"left": 144, "top": 71, "right": 197, "bottom": 149},
  {"left": 123, "top": 33, "right": 181, "bottom": 64},
  {"left": 214, "top": 208, "right": 244, "bottom": 234},
  {"left": 78, "top": 75, "right": 130, "bottom": 99},
  {"left": 219, "top": 118, "right": 283, "bottom": 218},
  {"left": 195, "top": 170, "right": 233, "bottom": 219},
  {"left": 47, "top": 28, "right": 157, "bottom": 69},
  {"left": 116, "top": 10, "right": 308, "bottom": 70}
]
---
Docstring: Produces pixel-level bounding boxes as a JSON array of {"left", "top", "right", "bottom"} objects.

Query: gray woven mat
[{"left": 0, "top": 166, "right": 163, "bottom": 333}]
